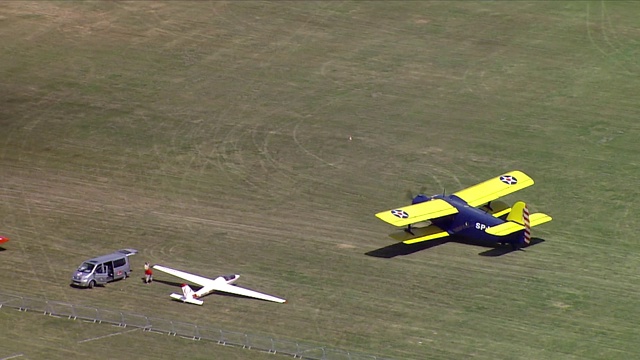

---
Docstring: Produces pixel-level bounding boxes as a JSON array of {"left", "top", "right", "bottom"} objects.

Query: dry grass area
[{"left": 1, "top": 1, "right": 640, "bottom": 359}]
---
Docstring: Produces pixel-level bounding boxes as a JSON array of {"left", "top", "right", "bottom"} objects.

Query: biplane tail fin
[
  {"left": 485, "top": 201, "right": 552, "bottom": 241},
  {"left": 506, "top": 201, "right": 526, "bottom": 225}
]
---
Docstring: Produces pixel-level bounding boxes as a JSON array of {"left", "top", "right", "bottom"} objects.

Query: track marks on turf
[{"left": 585, "top": 1, "right": 638, "bottom": 74}]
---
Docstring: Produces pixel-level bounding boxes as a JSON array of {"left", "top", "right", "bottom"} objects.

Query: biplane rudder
[{"left": 504, "top": 201, "right": 552, "bottom": 247}]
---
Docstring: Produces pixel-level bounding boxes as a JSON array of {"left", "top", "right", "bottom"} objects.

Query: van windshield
[{"left": 78, "top": 262, "right": 95, "bottom": 273}]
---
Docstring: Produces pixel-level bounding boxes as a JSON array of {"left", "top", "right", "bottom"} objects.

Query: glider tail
[
  {"left": 182, "top": 284, "right": 196, "bottom": 298},
  {"left": 169, "top": 284, "right": 204, "bottom": 305}
]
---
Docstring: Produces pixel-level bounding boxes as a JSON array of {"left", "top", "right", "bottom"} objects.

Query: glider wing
[
  {"left": 152, "top": 264, "right": 212, "bottom": 287},
  {"left": 211, "top": 282, "right": 287, "bottom": 304}
]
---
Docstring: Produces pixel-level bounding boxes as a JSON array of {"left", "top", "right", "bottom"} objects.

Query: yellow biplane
[{"left": 375, "top": 171, "right": 552, "bottom": 249}]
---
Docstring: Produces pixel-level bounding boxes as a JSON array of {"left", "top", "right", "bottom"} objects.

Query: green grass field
[
  {"left": 1, "top": 1, "right": 639, "bottom": 359},
  {"left": 0, "top": 309, "right": 279, "bottom": 360}
]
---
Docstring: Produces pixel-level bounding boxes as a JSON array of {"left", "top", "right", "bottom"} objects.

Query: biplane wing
[
  {"left": 453, "top": 171, "right": 535, "bottom": 208},
  {"left": 375, "top": 199, "right": 458, "bottom": 227},
  {"left": 389, "top": 224, "right": 450, "bottom": 244}
]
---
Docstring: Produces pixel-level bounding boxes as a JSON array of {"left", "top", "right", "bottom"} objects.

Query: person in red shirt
[{"left": 144, "top": 262, "right": 153, "bottom": 284}]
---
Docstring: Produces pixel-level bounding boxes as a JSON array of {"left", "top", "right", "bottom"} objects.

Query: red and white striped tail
[{"left": 523, "top": 204, "right": 531, "bottom": 245}]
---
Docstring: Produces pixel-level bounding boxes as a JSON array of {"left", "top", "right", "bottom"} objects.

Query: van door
[
  {"left": 113, "top": 257, "right": 128, "bottom": 279},
  {"left": 105, "top": 261, "right": 114, "bottom": 282},
  {"left": 95, "top": 263, "right": 109, "bottom": 284}
]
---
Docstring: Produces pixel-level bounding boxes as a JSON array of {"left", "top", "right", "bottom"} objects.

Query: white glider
[{"left": 152, "top": 264, "right": 287, "bottom": 305}]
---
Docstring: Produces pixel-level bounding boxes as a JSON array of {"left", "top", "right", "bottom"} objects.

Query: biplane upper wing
[
  {"left": 453, "top": 170, "right": 535, "bottom": 208},
  {"left": 375, "top": 199, "right": 458, "bottom": 227}
]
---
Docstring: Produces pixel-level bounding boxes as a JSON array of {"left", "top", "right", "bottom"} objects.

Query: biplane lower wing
[
  {"left": 375, "top": 199, "right": 458, "bottom": 227},
  {"left": 479, "top": 200, "right": 512, "bottom": 218},
  {"left": 388, "top": 224, "right": 450, "bottom": 245},
  {"left": 485, "top": 213, "right": 553, "bottom": 236},
  {"left": 453, "top": 171, "right": 535, "bottom": 208}
]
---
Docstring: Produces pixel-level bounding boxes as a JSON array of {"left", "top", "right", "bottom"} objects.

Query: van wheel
[{"left": 88, "top": 280, "right": 96, "bottom": 289}]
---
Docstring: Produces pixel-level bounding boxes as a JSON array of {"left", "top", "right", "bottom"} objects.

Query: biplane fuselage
[
  {"left": 376, "top": 171, "right": 552, "bottom": 247},
  {"left": 418, "top": 194, "right": 518, "bottom": 243}
]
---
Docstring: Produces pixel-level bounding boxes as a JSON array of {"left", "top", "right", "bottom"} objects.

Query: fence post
[
  {"left": 144, "top": 316, "right": 151, "bottom": 331},
  {"left": 70, "top": 303, "right": 77, "bottom": 320},
  {"left": 269, "top": 337, "right": 275, "bottom": 354}
]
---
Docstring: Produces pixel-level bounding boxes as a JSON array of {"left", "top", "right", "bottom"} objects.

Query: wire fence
[{"left": 0, "top": 292, "right": 392, "bottom": 360}]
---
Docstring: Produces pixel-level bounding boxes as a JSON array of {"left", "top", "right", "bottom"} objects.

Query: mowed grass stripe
[{"left": 1, "top": 1, "right": 640, "bottom": 359}]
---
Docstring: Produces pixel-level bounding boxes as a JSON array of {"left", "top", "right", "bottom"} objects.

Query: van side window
[
  {"left": 96, "top": 264, "right": 105, "bottom": 273},
  {"left": 114, "top": 258, "right": 126, "bottom": 267}
]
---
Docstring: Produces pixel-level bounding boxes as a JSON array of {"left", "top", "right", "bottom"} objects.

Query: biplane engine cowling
[{"left": 412, "top": 194, "right": 431, "bottom": 205}]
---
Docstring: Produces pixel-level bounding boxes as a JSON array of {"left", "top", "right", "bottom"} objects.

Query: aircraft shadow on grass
[{"left": 365, "top": 236, "right": 546, "bottom": 258}]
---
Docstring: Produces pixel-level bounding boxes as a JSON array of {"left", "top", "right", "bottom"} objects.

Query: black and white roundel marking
[
  {"left": 500, "top": 175, "right": 518, "bottom": 185},
  {"left": 391, "top": 209, "right": 409, "bottom": 219}
]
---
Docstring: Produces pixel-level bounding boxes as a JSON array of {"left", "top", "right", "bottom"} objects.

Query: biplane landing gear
[{"left": 404, "top": 224, "right": 415, "bottom": 236}]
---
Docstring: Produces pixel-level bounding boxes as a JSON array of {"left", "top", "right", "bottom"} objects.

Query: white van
[{"left": 71, "top": 249, "right": 138, "bottom": 288}]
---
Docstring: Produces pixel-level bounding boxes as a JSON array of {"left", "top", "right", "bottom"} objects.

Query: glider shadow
[{"left": 365, "top": 236, "right": 546, "bottom": 258}]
